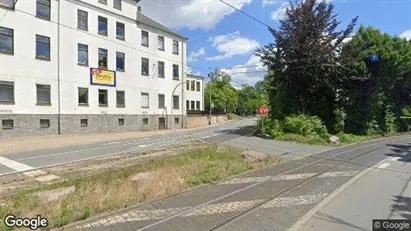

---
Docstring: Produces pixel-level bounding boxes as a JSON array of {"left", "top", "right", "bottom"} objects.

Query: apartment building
[
  {"left": 0, "top": 0, "right": 188, "bottom": 138},
  {"left": 185, "top": 74, "right": 204, "bottom": 112}
]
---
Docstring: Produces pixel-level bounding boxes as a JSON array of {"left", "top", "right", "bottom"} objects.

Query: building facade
[
  {"left": 185, "top": 74, "right": 204, "bottom": 112},
  {"left": 0, "top": 0, "right": 188, "bottom": 138}
]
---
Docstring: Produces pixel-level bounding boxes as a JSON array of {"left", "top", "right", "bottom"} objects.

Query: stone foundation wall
[
  {"left": 187, "top": 114, "right": 228, "bottom": 129},
  {"left": 0, "top": 114, "right": 186, "bottom": 138}
]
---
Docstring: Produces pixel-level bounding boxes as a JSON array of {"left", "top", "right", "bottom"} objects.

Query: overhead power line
[{"left": 219, "top": 0, "right": 273, "bottom": 30}]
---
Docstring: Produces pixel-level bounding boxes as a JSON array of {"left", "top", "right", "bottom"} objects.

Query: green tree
[
  {"left": 340, "top": 26, "right": 411, "bottom": 134},
  {"left": 236, "top": 84, "right": 267, "bottom": 116},
  {"left": 256, "top": 0, "right": 357, "bottom": 132},
  {"left": 204, "top": 69, "right": 238, "bottom": 113}
]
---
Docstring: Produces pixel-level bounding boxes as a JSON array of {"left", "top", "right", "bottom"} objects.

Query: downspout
[
  {"left": 57, "top": 0, "right": 61, "bottom": 134},
  {"left": 181, "top": 41, "right": 185, "bottom": 129}
]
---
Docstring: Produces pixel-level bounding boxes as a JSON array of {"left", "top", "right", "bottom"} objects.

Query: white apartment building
[
  {"left": 185, "top": 74, "right": 204, "bottom": 112},
  {"left": 0, "top": 0, "right": 189, "bottom": 137}
]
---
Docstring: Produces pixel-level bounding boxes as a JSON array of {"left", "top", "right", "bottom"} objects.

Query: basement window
[
  {"left": 2, "top": 119, "right": 13, "bottom": 129},
  {"left": 40, "top": 119, "right": 50, "bottom": 128},
  {"left": 174, "top": 118, "right": 179, "bottom": 124},
  {"left": 142, "top": 118, "right": 148, "bottom": 125},
  {"left": 80, "top": 119, "right": 88, "bottom": 127},
  {"left": 118, "top": 118, "right": 124, "bottom": 126}
]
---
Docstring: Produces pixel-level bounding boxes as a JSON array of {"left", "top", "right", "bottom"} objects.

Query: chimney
[{"left": 138, "top": 6, "right": 142, "bottom": 12}]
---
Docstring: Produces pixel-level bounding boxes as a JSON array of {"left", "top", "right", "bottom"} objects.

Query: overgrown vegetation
[
  {"left": 0, "top": 146, "right": 281, "bottom": 230},
  {"left": 256, "top": 115, "right": 377, "bottom": 146},
  {"left": 248, "top": 0, "right": 411, "bottom": 144}
]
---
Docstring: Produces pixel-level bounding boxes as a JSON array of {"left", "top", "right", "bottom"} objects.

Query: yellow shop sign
[{"left": 90, "top": 68, "right": 116, "bottom": 86}]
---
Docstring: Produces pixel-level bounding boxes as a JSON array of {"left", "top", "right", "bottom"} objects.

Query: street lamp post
[{"left": 209, "top": 82, "right": 212, "bottom": 125}]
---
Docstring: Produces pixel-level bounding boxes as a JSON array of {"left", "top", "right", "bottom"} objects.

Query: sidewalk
[
  {"left": 0, "top": 120, "right": 235, "bottom": 155},
  {"left": 292, "top": 152, "right": 411, "bottom": 231}
]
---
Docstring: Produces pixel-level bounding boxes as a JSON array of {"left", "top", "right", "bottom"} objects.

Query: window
[
  {"left": 0, "top": 81, "right": 14, "bottom": 103},
  {"left": 141, "top": 58, "right": 149, "bottom": 76},
  {"left": 141, "top": 92, "right": 149, "bottom": 108},
  {"left": 191, "top": 81, "right": 195, "bottom": 91},
  {"left": 0, "top": 0, "right": 15, "bottom": 9},
  {"left": 116, "top": 90, "right": 125, "bottom": 107},
  {"left": 186, "top": 81, "right": 190, "bottom": 90},
  {"left": 77, "top": 10, "right": 88, "bottom": 30},
  {"left": 2, "top": 120, "right": 13, "bottom": 129},
  {"left": 36, "top": 35, "right": 50, "bottom": 60},
  {"left": 98, "top": 48, "right": 108, "bottom": 69},
  {"left": 0, "top": 27, "right": 13, "bottom": 54},
  {"left": 186, "top": 100, "right": 190, "bottom": 110},
  {"left": 173, "top": 95, "right": 179, "bottom": 109},
  {"left": 36, "top": 84, "right": 51, "bottom": 104},
  {"left": 158, "top": 94, "right": 165, "bottom": 109},
  {"left": 174, "top": 118, "right": 179, "bottom": 124},
  {"left": 40, "top": 119, "right": 50, "bottom": 128},
  {"left": 196, "top": 82, "right": 201, "bottom": 92},
  {"left": 173, "top": 40, "right": 179, "bottom": 54},
  {"left": 118, "top": 118, "right": 124, "bottom": 126},
  {"left": 158, "top": 61, "right": 164, "bottom": 78},
  {"left": 158, "top": 36, "right": 164, "bottom": 51},
  {"left": 78, "top": 87, "right": 88, "bottom": 105},
  {"left": 77, "top": 44, "right": 88, "bottom": 66},
  {"left": 98, "top": 0, "right": 107, "bottom": 4},
  {"left": 98, "top": 16, "right": 108, "bottom": 36},
  {"left": 141, "top": 31, "right": 149, "bottom": 47},
  {"left": 113, "top": 0, "right": 121, "bottom": 10},
  {"left": 196, "top": 101, "right": 200, "bottom": 110},
  {"left": 142, "top": 118, "right": 148, "bottom": 124},
  {"left": 80, "top": 119, "right": 88, "bottom": 127},
  {"left": 116, "top": 52, "right": 125, "bottom": 71},
  {"left": 191, "top": 101, "right": 195, "bottom": 110},
  {"left": 116, "top": 22, "right": 125, "bottom": 40},
  {"left": 98, "top": 89, "right": 108, "bottom": 106},
  {"left": 36, "top": 0, "right": 50, "bottom": 20},
  {"left": 173, "top": 64, "right": 179, "bottom": 80}
]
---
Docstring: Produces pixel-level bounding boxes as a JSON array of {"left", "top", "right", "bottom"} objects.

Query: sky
[{"left": 140, "top": 0, "right": 411, "bottom": 88}]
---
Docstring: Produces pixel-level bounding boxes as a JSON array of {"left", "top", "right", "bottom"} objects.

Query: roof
[
  {"left": 137, "top": 12, "right": 188, "bottom": 40},
  {"left": 187, "top": 74, "right": 205, "bottom": 79}
]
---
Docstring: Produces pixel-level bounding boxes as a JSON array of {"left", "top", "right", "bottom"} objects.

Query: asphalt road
[
  {"left": 72, "top": 133, "right": 411, "bottom": 231},
  {"left": 0, "top": 119, "right": 254, "bottom": 176},
  {"left": 0, "top": 118, "right": 332, "bottom": 177}
]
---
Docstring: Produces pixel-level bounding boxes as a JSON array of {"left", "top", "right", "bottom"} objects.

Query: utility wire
[{"left": 219, "top": 0, "right": 273, "bottom": 30}]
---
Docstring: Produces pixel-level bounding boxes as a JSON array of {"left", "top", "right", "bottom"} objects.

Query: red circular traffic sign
[{"left": 259, "top": 105, "right": 269, "bottom": 117}]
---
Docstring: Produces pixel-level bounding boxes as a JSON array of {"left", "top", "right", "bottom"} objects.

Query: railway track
[{"left": 136, "top": 136, "right": 411, "bottom": 231}]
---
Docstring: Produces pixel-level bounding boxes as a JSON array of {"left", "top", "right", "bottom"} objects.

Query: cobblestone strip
[
  {"left": 219, "top": 171, "right": 359, "bottom": 185},
  {"left": 77, "top": 193, "right": 328, "bottom": 228}
]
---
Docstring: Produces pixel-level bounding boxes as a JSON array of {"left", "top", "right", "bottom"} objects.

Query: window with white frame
[
  {"left": 0, "top": 81, "right": 14, "bottom": 103},
  {"left": 141, "top": 92, "right": 149, "bottom": 108}
]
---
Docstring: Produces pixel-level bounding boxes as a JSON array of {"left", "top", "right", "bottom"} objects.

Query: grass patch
[
  {"left": 0, "top": 145, "right": 281, "bottom": 230},
  {"left": 270, "top": 132, "right": 384, "bottom": 146}
]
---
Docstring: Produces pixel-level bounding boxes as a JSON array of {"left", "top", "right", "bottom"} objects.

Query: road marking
[
  {"left": 78, "top": 194, "right": 327, "bottom": 228},
  {"left": 138, "top": 144, "right": 149, "bottom": 148},
  {"left": 0, "top": 156, "right": 34, "bottom": 172},
  {"left": 378, "top": 163, "right": 390, "bottom": 169},
  {"left": 391, "top": 157, "right": 402, "bottom": 161},
  {"left": 219, "top": 171, "right": 359, "bottom": 185}
]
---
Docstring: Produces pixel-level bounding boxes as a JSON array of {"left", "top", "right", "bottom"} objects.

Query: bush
[{"left": 282, "top": 115, "right": 328, "bottom": 137}]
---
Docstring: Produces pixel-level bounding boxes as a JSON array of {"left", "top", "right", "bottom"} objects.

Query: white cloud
[
  {"left": 188, "top": 47, "right": 206, "bottom": 63},
  {"left": 206, "top": 31, "right": 260, "bottom": 61},
  {"left": 139, "top": 0, "right": 252, "bottom": 30},
  {"left": 262, "top": 0, "right": 282, "bottom": 6},
  {"left": 222, "top": 55, "right": 268, "bottom": 89},
  {"left": 400, "top": 29, "right": 411, "bottom": 40},
  {"left": 186, "top": 66, "right": 201, "bottom": 76},
  {"left": 271, "top": 2, "right": 289, "bottom": 21}
]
